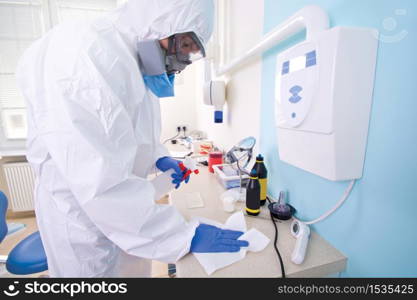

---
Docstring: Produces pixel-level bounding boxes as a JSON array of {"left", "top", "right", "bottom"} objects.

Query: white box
[
  {"left": 275, "top": 27, "right": 379, "bottom": 181},
  {"left": 213, "top": 164, "right": 249, "bottom": 189}
]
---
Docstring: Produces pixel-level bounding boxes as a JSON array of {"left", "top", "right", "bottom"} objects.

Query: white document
[
  {"left": 192, "top": 212, "right": 270, "bottom": 275},
  {"left": 184, "top": 192, "right": 205, "bottom": 209}
]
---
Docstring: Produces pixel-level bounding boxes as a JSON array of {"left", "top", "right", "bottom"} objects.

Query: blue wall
[{"left": 261, "top": 0, "right": 417, "bottom": 277}]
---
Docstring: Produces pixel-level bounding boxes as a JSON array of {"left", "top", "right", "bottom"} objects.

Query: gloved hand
[
  {"left": 170, "top": 172, "right": 191, "bottom": 189},
  {"left": 156, "top": 156, "right": 190, "bottom": 189},
  {"left": 190, "top": 224, "right": 249, "bottom": 253}
]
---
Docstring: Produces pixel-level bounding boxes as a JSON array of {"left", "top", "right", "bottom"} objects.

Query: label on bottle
[{"left": 259, "top": 178, "right": 267, "bottom": 201}]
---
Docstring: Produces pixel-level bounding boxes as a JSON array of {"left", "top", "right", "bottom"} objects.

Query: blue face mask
[{"left": 143, "top": 73, "right": 176, "bottom": 98}]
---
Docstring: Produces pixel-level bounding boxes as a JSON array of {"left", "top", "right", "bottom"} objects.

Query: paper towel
[{"left": 192, "top": 212, "right": 270, "bottom": 275}]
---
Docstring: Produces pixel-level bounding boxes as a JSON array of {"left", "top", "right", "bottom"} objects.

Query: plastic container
[
  {"left": 213, "top": 164, "right": 249, "bottom": 189},
  {"left": 245, "top": 169, "right": 261, "bottom": 216},
  {"left": 208, "top": 151, "right": 223, "bottom": 173},
  {"left": 251, "top": 154, "right": 268, "bottom": 206},
  {"left": 222, "top": 196, "right": 236, "bottom": 213}
]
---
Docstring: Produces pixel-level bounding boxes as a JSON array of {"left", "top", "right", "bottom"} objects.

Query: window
[
  {"left": 54, "top": 0, "right": 119, "bottom": 23},
  {"left": 0, "top": 0, "right": 119, "bottom": 149},
  {"left": 0, "top": 0, "right": 45, "bottom": 141}
]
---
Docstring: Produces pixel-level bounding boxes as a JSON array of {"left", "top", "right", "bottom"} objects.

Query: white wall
[
  {"left": 195, "top": 0, "right": 265, "bottom": 153},
  {"left": 159, "top": 64, "right": 198, "bottom": 141}
]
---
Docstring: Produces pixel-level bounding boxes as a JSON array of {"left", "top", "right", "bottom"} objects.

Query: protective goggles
[{"left": 166, "top": 32, "right": 206, "bottom": 74}]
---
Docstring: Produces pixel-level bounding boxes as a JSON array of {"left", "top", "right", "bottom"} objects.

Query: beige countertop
[{"left": 170, "top": 166, "right": 347, "bottom": 278}]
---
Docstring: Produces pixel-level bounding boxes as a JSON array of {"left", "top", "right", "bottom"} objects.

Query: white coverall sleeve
[
  {"left": 35, "top": 55, "right": 198, "bottom": 263},
  {"left": 154, "top": 142, "right": 170, "bottom": 164}
]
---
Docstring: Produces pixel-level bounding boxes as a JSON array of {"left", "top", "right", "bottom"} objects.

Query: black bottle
[
  {"left": 251, "top": 154, "right": 268, "bottom": 206},
  {"left": 245, "top": 169, "right": 261, "bottom": 216}
]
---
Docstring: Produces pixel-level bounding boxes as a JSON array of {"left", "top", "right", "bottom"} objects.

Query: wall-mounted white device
[
  {"left": 275, "top": 27, "right": 378, "bottom": 181},
  {"left": 290, "top": 219, "right": 310, "bottom": 265},
  {"left": 203, "top": 80, "right": 226, "bottom": 123}
]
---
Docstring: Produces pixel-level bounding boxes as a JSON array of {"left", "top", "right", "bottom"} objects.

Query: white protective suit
[{"left": 16, "top": 0, "right": 214, "bottom": 277}]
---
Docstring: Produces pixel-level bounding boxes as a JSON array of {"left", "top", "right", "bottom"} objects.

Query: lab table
[{"left": 170, "top": 167, "right": 347, "bottom": 278}]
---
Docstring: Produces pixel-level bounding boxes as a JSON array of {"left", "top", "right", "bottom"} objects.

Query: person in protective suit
[{"left": 16, "top": 0, "right": 248, "bottom": 277}]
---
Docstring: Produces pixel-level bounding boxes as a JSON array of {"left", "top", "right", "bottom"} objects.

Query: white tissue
[{"left": 192, "top": 212, "right": 270, "bottom": 275}]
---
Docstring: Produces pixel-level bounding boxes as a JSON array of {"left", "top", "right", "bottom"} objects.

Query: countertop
[{"left": 170, "top": 167, "right": 347, "bottom": 278}]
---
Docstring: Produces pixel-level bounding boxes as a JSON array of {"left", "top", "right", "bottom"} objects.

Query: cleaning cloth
[{"left": 191, "top": 212, "right": 270, "bottom": 275}]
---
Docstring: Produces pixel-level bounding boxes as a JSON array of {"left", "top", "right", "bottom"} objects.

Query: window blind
[
  {"left": 0, "top": 0, "right": 117, "bottom": 145},
  {"left": 56, "top": 0, "right": 117, "bottom": 23}
]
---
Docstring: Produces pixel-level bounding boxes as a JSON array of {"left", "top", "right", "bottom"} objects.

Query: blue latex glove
[
  {"left": 190, "top": 224, "right": 249, "bottom": 253},
  {"left": 156, "top": 156, "right": 189, "bottom": 189},
  {"left": 170, "top": 172, "right": 190, "bottom": 188}
]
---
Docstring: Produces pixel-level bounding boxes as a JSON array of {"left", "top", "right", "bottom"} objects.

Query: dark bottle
[
  {"left": 251, "top": 154, "right": 268, "bottom": 206},
  {"left": 245, "top": 169, "right": 261, "bottom": 216}
]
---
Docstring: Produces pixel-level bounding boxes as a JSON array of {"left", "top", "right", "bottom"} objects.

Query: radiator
[{"left": 3, "top": 162, "right": 35, "bottom": 212}]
